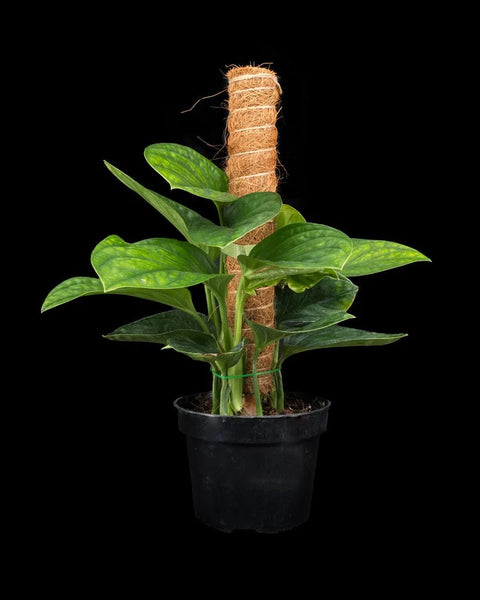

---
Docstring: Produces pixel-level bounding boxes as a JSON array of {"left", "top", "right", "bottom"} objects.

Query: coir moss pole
[{"left": 225, "top": 66, "right": 281, "bottom": 414}]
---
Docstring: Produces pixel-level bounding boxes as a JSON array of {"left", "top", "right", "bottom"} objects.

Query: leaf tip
[
  {"left": 392, "top": 332, "right": 408, "bottom": 342},
  {"left": 41, "top": 294, "right": 54, "bottom": 313},
  {"left": 413, "top": 249, "right": 431, "bottom": 263}
]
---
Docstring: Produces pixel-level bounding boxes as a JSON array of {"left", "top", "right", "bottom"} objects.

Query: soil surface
[{"left": 184, "top": 392, "right": 328, "bottom": 416}]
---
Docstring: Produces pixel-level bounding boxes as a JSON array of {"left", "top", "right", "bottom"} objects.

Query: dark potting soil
[{"left": 184, "top": 392, "right": 328, "bottom": 416}]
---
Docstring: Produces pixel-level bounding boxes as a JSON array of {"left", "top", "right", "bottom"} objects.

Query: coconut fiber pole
[{"left": 225, "top": 65, "right": 281, "bottom": 414}]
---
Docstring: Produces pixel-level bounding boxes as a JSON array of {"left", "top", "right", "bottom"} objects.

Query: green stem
[
  {"left": 211, "top": 363, "right": 221, "bottom": 414},
  {"left": 270, "top": 342, "right": 278, "bottom": 412},
  {"left": 220, "top": 379, "right": 230, "bottom": 415},
  {"left": 275, "top": 366, "right": 285, "bottom": 413},
  {"left": 215, "top": 201, "right": 225, "bottom": 226},
  {"left": 205, "top": 286, "right": 221, "bottom": 343},
  {"left": 252, "top": 354, "right": 263, "bottom": 416},
  {"left": 233, "top": 277, "right": 246, "bottom": 347},
  {"left": 272, "top": 343, "right": 284, "bottom": 413},
  {"left": 210, "top": 294, "right": 232, "bottom": 351},
  {"left": 229, "top": 276, "right": 246, "bottom": 413}
]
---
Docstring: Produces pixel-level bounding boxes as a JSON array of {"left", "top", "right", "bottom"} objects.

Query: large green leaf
[
  {"left": 105, "top": 163, "right": 281, "bottom": 249},
  {"left": 248, "top": 223, "right": 352, "bottom": 268},
  {"left": 245, "top": 310, "right": 354, "bottom": 356},
  {"left": 41, "top": 277, "right": 104, "bottom": 312},
  {"left": 104, "top": 310, "right": 211, "bottom": 343},
  {"left": 276, "top": 276, "right": 358, "bottom": 327},
  {"left": 244, "top": 318, "right": 286, "bottom": 357},
  {"left": 105, "top": 310, "right": 243, "bottom": 366},
  {"left": 275, "top": 204, "right": 306, "bottom": 229},
  {"left": 221, "top": 243, "right": 255, "bottom": 259},
  {"left": 342, "top": 238, "right": 430, "bottom": 276},
  {"left": 41, "top": 275, "right": 199, "bottom": 314},
  {"left": 91, "top": 235, "right": 218, "bottom": 291},
  {"left": 280, "top": 309, "right": 354, "bottom": 333},
  {"left": 165, "top": 333, "right": 244, "bottom": 367},
  {"left": 282, "top": 272, "right": 332, "bottom": 293},
  {"left": 212, "top": 342, "right": 245, "bottom": 369},
  {"left": 144, "top": 143, "right": 236, "bottom": 202},
  {"left": 281, "top": 326, "right": 406, "bottom": 362},
  {"left": 105, "top": 161, "right": 201, "bottom": 242},
  {"left": 222, "top": 192, "right": 282, "bottom": 242},
  {"left": 238, "top": 223, "right": 353, "bottom": 290},
  {"left": 110, "top": 287, "right": 197, "bottom": 313}
]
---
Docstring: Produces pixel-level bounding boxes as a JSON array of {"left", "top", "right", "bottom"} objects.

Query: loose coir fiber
[{"left": 225, "top": 66, "right": 281, "bottom": 412}]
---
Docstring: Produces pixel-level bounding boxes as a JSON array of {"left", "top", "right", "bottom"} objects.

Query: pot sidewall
[{"left": 175, "top": 392, "right": 330, "bottom": 533}]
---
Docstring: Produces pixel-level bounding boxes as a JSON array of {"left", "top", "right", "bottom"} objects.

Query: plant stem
[
  {"left": 220, "top": 379, "right": 230, "bottom": 415},
  {"left": 205, "top": 286, "right": 221, "bottom": 343},
  {"left": 271, "top": 343, "right": 285, "bottom": 413},
  {"left": 211, "top": 293, "right": 232, "bottom": 351},
  {"left": 229, "top": 276, "right": 246, "bottom": 412},
  {"left": 251, "top": 354, "right": 263, "bottom": 416},
  {"left": 219, "top": 300, "right": 232, "bottom": 349},
  {"left": 233, "top": 277, "right": 246, "bottom": 347},
  {"left": 211, "top": 363, "right": 221, "bottom": 414},
  {"left": 270, "top": 342, "right": 280, "bottom": 411},
  {"left": 215, "top": 201, "right": 225, "bottom": 227},
  {"left": 275, "top": 368, "right": 285, "bottom": 413}
]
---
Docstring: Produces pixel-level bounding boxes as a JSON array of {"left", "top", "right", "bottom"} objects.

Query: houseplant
[{"left": 42, "top": 66, "right": 429, "bottom": 532}]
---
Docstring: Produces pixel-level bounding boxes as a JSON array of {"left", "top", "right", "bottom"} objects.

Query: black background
[{"left": 25, "top": 12, "right": 454, "bottom": 578}]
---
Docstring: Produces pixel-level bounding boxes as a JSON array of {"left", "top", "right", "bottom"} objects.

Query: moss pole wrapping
[{"left": 225, "top": 65, "right": 281, "bottom": 412}]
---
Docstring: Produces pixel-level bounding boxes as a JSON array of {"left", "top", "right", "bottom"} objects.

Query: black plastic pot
[{"left": 175, "top": 392, "right": 330, "bottom": 533}]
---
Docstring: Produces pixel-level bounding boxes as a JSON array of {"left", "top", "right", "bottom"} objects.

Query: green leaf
[
  {"left": 111, "top": 287, "right": 197, "bottom": 313},
  {"left": 222, "top": 191, "right": 282, "bottom": 243},
  {"left": 276, "top": 276, "right": 358, "bottom": 327},
  {"left": 215, "top": 341, "right": 245, "bottom": 369},
  {"left": 105, "top": 161, "right": 197, "bottom": 242},
  {"left": 222, "top": 243, "right": 255, "bottom": 258},
  {"left": 42, "top": 273, "right": 199, "bottom": 314},
  {"left": 245, "top": 309, "right": 354, "bottom": 355},
  {"left": 247, "top": 223, "right": 352, "bottom": 268},
  {"left": 275, "top": 204, "right": 306, "bottom": 229},
  {"left": 166, "top": 333, "right": 244, "bottom": 367},
  {"left": 283, "top": 272, "right": 332, "bottom": 293},
  {"left": 41, "top": 277, "right": 104, "bottom": 312},
  {"left": 91, "top": 235, "right": 218, "bottom": 291},
  {"left": 144, "top": 143, "right": 236, "bottom": 202},
  {"left": 221, "top": 243, "right": 256, "bottom": 259},
  {"left": 244, "top": 318, "right": 286, "bottom": 357},
  {"left": 213, "top": 341, "right": 245, "bottom": 369},
  {"left": 106, "top": 310, "right": 243, "bottom": 366},
  {"left": 281, "top": 326, "right": 406, "bottom": 362},
  {"left": 280, "top": 310, "right": 354, "bottom": 333},
  {"left": 342, "top": 238, "right": 431, "bottom": 276},
  {"left": 173, "top": 190, "right": 280, "bottom": 249},
  {"left": 239, "top": 223, "right": 353, "bottom": 290},
  {"left": 105, "top": 163, "right": 281, "bottom": 249},
  {"left": 104, "top": 310, "right": 211, "bottom": 343}
]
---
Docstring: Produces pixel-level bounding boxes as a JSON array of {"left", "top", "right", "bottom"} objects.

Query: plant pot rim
[{"left": 174, "top": 393, "right": 331, "bottom": 420}]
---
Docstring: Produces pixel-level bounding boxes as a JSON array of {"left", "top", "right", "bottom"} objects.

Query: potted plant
[{"left": 41, "top": 66, "right": 429, "bottom": 533}]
